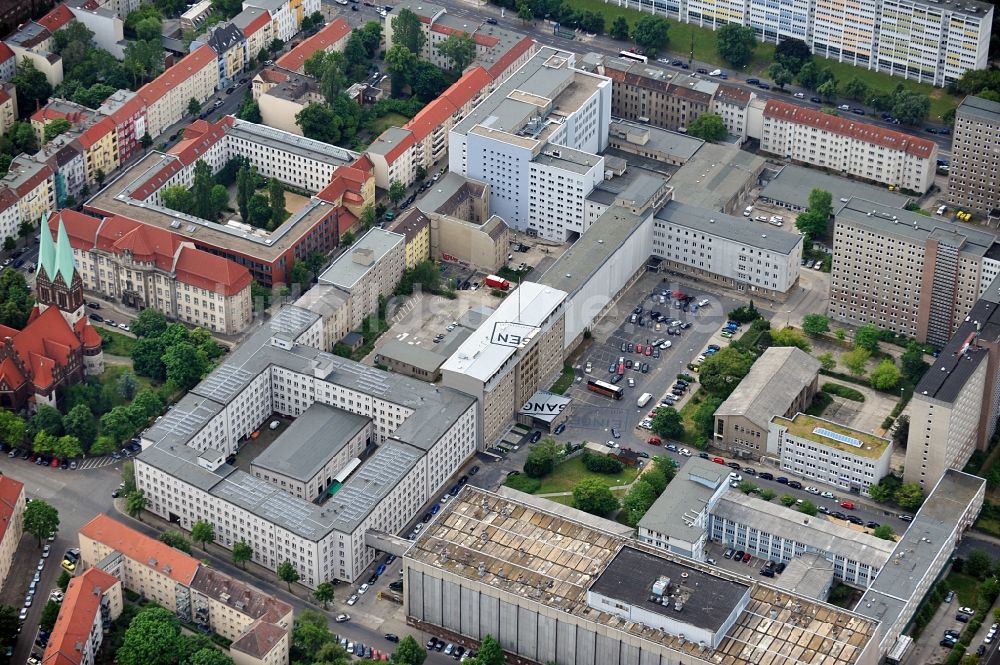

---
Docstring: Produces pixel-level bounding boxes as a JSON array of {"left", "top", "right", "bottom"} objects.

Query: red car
[
  {"left": 645, "top": 346, "right": 653, "bottom": 357},
  {"left": 636, "top": 344, "right": 644, "bottom": 354},
  {"left": 50, "top": 457, "right": 59, "bottom": 468},
  {"left": 712, "top": 457, "right": 725, "bottom": 465},
  {"left": 742, "top": 552, "right": 752, "bottom": 563},
  {"left": 840, "top": 501, "right": 855, "bottom": 510},
  {"left": 648, "top": 437, "right": 662, "bottom": 446}
]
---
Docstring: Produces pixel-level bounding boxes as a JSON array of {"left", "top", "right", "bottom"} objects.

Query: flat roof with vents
[{"left": 772, "top": 413, "right": 889, "bottom": 459}]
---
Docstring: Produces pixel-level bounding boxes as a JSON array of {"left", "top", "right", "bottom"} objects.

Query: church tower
[{"left": 35, "top": 213, "right": 85, "bottom": 327}]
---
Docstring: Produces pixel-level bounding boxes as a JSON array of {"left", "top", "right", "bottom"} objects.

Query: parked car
[{"left": 840, "top": 501, "right": 855, "bottom": 510}]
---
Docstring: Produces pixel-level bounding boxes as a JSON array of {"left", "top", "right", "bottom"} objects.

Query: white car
[
  {"left": 606, "top": 440, "right": 618, "bottom": 448},
  {"left": 585, "top": 361, "right": 592, "bottom": 374},
  {"left": 346, "top": 595, "right": 358, "bottom": 606},
  {"left": 838, "top": 104, "right": 850, "bottom": 111},
  {"left": 42, "top": 544, "right": 50, "bottom": 558},
  {"left": 793, "top": 92, "right": 805, "bottom": 98},
  {"left": 804, "top": 486, "right": 820, "bottom": 495},
  {"left": 49, "top": 590, "right": 63, "bottom": 603},
  {"left": 660, "top": 341, "right": 671, "bottom": 349},
  {"left": 335, "top": 614, "right": 350, "bottom": 622},
  {"left": 698, "top": 299, "right": 709, "bottom": 307},
  {"left": 679, "top": 448, "right": 692, "bottom": 456},
  {"left": 728, "top": 472, "right": 742, "bottom": 483},
  {"left": 358, "top": 583, "right": 369, "bottom": 595},
  {"left": 820, "top": 491, "right": 834, "bottom": 499}
]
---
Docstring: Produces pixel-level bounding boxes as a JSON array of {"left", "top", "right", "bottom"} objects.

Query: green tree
[
  {"left": 39, "top": 599, "right": 60, "bottom": 632},
  {"left": 56, "top": 570, "right": 72, "bottom": 591},
  {"left": 798, "top": 499, "right": 818, "bottom": 516},
  {"left": 524, "top": 437, "right": 560, "bottom": 477},
  {"left": 132, "top": 337, "right": 168, "bottom": 381},
  {"left": 313, "top": 581, "right": 335, "bottom": 609},
  {"left": 474, "top": 635, "right": 504, "bottom": 665},
  {"left": 116, "top": 606, "right": 181, "bottom": 665},
  {"left": 686, "top": 112, "right": 727, "bottom": 142},
  {"left": 759, "top": 488, "right": 776, "bottom": 501},
  {"left": 392, "top": 8, "right": 425, "bottom": 53},
  {"left": 232, "top": 539, "right": 253, "bottom": 569},
  {"left": 385, "top": 43, "right": 418, "bottom": 95},
  {"left": 133, "top": 389, "right": 164, "bottom": 419},
  {"left": 392, "top": 635, "right": 427, "bottom": 665},
  {"left": 135, "top": 16, "right": 162, "bottom": 41},
  {"left": 267, "top": 178, "right": 285, "bottom": 229},
  {"left": 609, "top": 15, "right": 630, "bottom": 40},
  {"left": 210, "top": 184, "right": 229, "bottom": 219},
  {"left": 158, "top": 530, "right": 192, "bottom": 553},
  {"left": 651, "top": 407, "right": 684, "bottom": 439},
  {"left": 126, "top": 490, "right": 147, "bottom": 520},
  {"left": 842, "top": 77, "right": 868, "bottom": 101},
  {"left": 767, "top": 62, "right": 794, "bottom": 89},
  {"left": 632, "top": 15, "right": 670, "bottom": 57},
  {"left": 870, "top": 358, "right": 902, "bottom": 390},
  {"left": 236, "top": 163, "right": 253, "bottom": 221},
  {"left": 23, "top": 499, "right": 59, "bottom": 546},
  {"left": 621, "top": 480, "right": 657, "bottom": 526},
  {"left": 292, "top": 609, "right": 333, "bottom": 658},
  {"left": 163, "top": 342, "right": 207, "bottom": 390},
  {"left": 436, "top": 31, "right": 476, "bottom": 72},
  {"left": 236, "top": 94, "right": 261, "bottom": 122},
  {"left": 894, "top": 482, "right": 925, "bottom": 511},
  {"left": 277, "top": 559, "right": 300, "bottom": 590},
  {"left": 160, "top": 184, "right": 194, "bottom": 214},
  {"left": 796, "top": 188, "right": 832, "bottom": 238},
  {"left": 817, "top": 78, "right": 838, "bottom": 101},
  {"left": 54, "top": 435, "right": 84, "bottom": 459},
  {"left": 131, "top": 308, "right": 167, "bottom": 338},
  {"left": 117, "top": 370, "right": 139, "bottom": 400},
  {"left": 780, "top": 494, "right": 796, "bottom": 507},
  {"left": 28, "top": 406, "right": 64, "bottom": 439},
  {"left": 0, "top": 410, "right": 24, "bottom": 447},
  {"left": 775, "top": 38, "right": 811, "bottom": 73},
  {"left": 43, "top": 118, "right": 72, "bottom": 143},
  {"left": 572, "top": 478, "right": 618, "bottom": 516},
  {"left": 296, "top": 103, "right": 341, "bottom": 144},
  {"left": 699, "top": 347, "right": 755, "bottom": 399},
  {"left": 388, "top": 180, "right": 407, "bottom": 206},
  {"left": 191, "top": 160, "right": 214, "bottom": 220},
  {"left": 967, "top": 549, "right": 994, "bottom": 579},
  {"left": 817, "top": 352, "right": 836, "bottom": 371},
  {"left": 13, "top": 59, "right": 52, "bottom": 117},
  {"left": 716, "top": 24, "right": 756, "bottom": 66},
  {"left": 190, "top": 519, "right": 215, "bottom": 549},
  {"left": 872, "top": 524, "right": 896, "bottom": 541},
  {"left": 901, "top": 343, "right": 930, "bottom": 382},
  {"left": 854, "top": 324, "right": 881, "bottom": 352},
  {"left": 247, "top": 193, "right": 271, "bottom": 227},
  {"left": 893, "top": 415, "right": 909, "bottom": 448},
  {"left": 290, "top": 260, "right": 310, "bottom": 286},
  {"left": 186, "top": 650, "right": 234, "bottom": 665},
  {"left": 802, "top": 314, "right": 830, "bottom": 335},
  {"left": 2, "top": 237, "right": 13, "bottom": 253},
  {"left": 692, "top": 395, "right": 723, "bottom": 439},
  {"left": 795, "top": 60, "right": 822, "bottom": 89},
  {"left": 0, "top": 604, "right": 22, "bottom": 650},
  {"left": 892, "top": 89, "right": 930, "bottom": 125},
  {"left": 842, "top": 347, "right": 871, "bottom": 376},
  {"left": 771, "top": 327, "right": 811, "bottom": 352}
]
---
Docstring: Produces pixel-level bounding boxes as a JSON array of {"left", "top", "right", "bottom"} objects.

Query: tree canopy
[
  {"left": 687, "top": 113, "right": 727, "bottom": 142},
  {"left": 572, "top": 478, "right": 618, "bottom": 516},
  {"left": 436, "top": 32, "right": 476, "bottom": 72},
  {"left": 632, "top": 16, "right": 669, "bottom": 56},
  {"left": 698, "top": 347, "right": 755, "bottom": 399},
  {"left": 23, "top": 499, "right": 59, "bottom": 546},
  {"left": 716, "top": 24, "right": 756, "bottom": 67}
]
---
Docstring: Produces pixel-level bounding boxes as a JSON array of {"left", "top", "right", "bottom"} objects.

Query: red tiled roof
[
  {"left": 0, "top": 43, "right": 14, "bottom": 63},
  {"left": 4, "top": 306, "right": 87, "bottom": 390},
  {"left": 486, "top": 35, "right": 534, "bottom": 80},
  {"left": 429, "top": 22, "right": 498, "bottom": 47},
  {"left": 0, "top": 188, "right": 18, "bottom": 214},
  {"left": 173, "top": 245, "right": 251, "bottom": 296},
  {"left": 168, "top": 116, "right": 233, "bottom": 165},
  {"left": 49, "top": 210, "right": 100, "bottom": 248},
  {"left": 716, "top": 83, "right": 752, "bottom": 106},
  {"left": 0, "top": 476, "right": 23, "bottom": 546},
  {"left": 37, "top": 4, "right": 74, "bottom": 33},
  {"left": 337, "top": 208, "right": 357, "bottom": 236},
  {"left": 107, "top": 95, "right": 145, "bottom": 125},
  {"left": 0, "top": 88, "right": 9, "bottom": 105},
  {"left": 315, "top": 176, "right": 345, "bottom": 204},
  {"left": 443, "top": 66, "right": 491, "bottom": 106},
  {"left": 405, "top": 98, "right": 456, "bottom": 142},
  {"left": 351, "top": 154, "right": 374, "bottom": 173},
  {"left": 77, "top": 117, "right": 115, "bottom": 150},
  {"left": 138, "top": 45, "right": 216, "bottom": 106},
  {"left": 31, "top": 105, "right": 91, "bottom": 126},
  {"left": 241, "top": 10, "right": 271, "bottom": 37},
  {"left": 275, "top": 17, "right": 350, "bottom": 73},
  {"left": 79, "top": 515, "right": 199, "bottom": 585},
  {"left": 43, "top": 568, "right": 119, "bottom": 665},
  {"left": 763, "top": 100, "right": 936, "bottom": 159},
  {"left": 231, "top": 622, "right": 287, "bottom": 660},
  {"left": 258, "top": 68, "right": 288, "bottom": 85},
  {"left": 383, "top": 131, "right": 416, "bottom": 163},
  {"left": 93, "top": 215, "right": 182, "bottom": 271}
]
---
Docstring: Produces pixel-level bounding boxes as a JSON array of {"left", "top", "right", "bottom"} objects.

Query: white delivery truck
[{"left": 637, "top": 392, "right": 653, "bottom": 408}]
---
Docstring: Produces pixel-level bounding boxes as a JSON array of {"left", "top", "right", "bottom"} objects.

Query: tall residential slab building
[
  {"left": 949, "top": 95, "right": 1000, "bottom": 214},
  {"left": 829, "top": 198, "right": 1000, "bottom": 347}
]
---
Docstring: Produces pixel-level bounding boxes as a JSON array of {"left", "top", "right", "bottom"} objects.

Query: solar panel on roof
[{"left": 813, "top": 427, "right": 863, "bottom": 448}]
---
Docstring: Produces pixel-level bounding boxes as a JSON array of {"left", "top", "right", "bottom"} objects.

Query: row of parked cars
[
  {"left": 4, "top": 444, "right": 77, "bottom": 470},
  {"left": 427, "top": 637, "right": 477, "bottom": 661}
]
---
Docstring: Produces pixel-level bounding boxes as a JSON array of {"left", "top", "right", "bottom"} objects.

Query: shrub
[
  {"left": 581, "top": 451, "right": 625, "bottom": 474},
  {"left": 504, "top": 474, "right": 540, "bottom": 493},
  {"left": 822, "top": 383, "right": 865, "bottom": 401}
]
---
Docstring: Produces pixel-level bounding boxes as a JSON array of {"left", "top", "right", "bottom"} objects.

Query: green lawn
[
  {"left": 98, "top": 365, "right": 155, "bottom": 399},
  {"left": 549, "top": 364, "right": 576, "bottom": 395},
  {"left": 368, "top": 112, "right": 410, "bottom": 135},
  {"left": 100, "top": 329, "right": 136, "bottom": 357},
  {"left": 535, "top": 456, "right": 639, "bottom": 494},
  {"left": 544, "top": 488, "right": 629, "bottom": 508},
  {"left": 566, "top": 0, "right": 960, "bottom": 118},
  {"left": 944, "top": 571, "right": 981, "bottom": 607}
]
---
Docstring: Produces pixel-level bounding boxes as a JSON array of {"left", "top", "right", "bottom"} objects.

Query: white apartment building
[
  {"left": 0, "top": 476, "right": 24, "bottom": 591},
  {"left": 757, "top": 100, "right": 938, "bottom": 193},
  {"left": 652, "top": 201, "right": 803, "bottom": 300},
  {"left": 830, "top": 198, "right": 999, "bottom": 347},
  {"left": 768, "top": 413, "right": 893, "bottom": 496},
  {"left": 138, "top": 45, "right": 220, "bottom": 139},
  {"left": 134, "top": 307, "right": 478, "bottom": 586},
  {"left": 949, "top": 95, "right": 1000, "bottom": 214},
  {"left": 244, "top": 0, "right": 320, "bottom": 43},
  {"left": 317, "top": 228, "right": 405, "bottom": 331},
  {"left": 449, "top": 47, "right": 612, "bottom": 242}
]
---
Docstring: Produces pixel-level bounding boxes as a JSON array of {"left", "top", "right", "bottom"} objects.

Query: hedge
[{"left": 822, "top": 383, "right": 865, "bottom": 402}]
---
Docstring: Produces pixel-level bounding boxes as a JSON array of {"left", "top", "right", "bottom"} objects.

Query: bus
[
  {"left": 619, "top": 50, "right": 648, "bottom": 64},
  {"left": 587, "top": 379, "right": 624, "bottom": 400}
]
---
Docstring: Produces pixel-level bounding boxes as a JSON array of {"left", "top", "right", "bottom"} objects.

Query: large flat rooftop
[
  {"left": 772, "top": 413, "right": 890, "bottom": 459},
  {"left": 409, "top": 486, "right": 881, "bottom": 665},
  {"left": 317, "top": 228, "right": 404, "bottom": 289},
  {"left": 760, "top": 164, "right": 912, "bottom": 212},
  {"left": 668, "top": 142, "right": 765, "bottom": 211},
  {"left": 656, "top": 200, "right": 803, "bottom": 255}
]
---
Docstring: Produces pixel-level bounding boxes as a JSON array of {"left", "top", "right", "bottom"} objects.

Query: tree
[
  {"left": 191, "top": 160, "right": 214, "bottom": 220},
  {"left": 313, "top": 581, "right": 335, "bottom": 609},
  {"left": 475, "top": 635, "right": 504, "bottom": 665},
  {"left": 43, "top": 118, "right": 71, "bottom": 143},
  {"left": 437, "top": 32, "right": 476, "bottom": 72},
  {"left": 894, "top": 482, "right": 925, "bottom": 511},
  {"left": 572, "top": 478, "right": 618, "bottom": 516},
  {"left": 133, "top": 390, "right": 164, "bottom": 420},
  {"left": 817, "top": 352, "right": 836, "bottom": 371},
  {"left": 247, "top": 193, "right": 271, "bottom": 228},
  {"left": 57, "top": 570, "right": 72, "bottom": 591},
  {"left": 277, "top": 559, "right": 300, "bottom": 590},
  {"left": 716, "top": 24, "right": 756, "bottom": 67},
  {"left": 796, "top": 188, "right": 832, "bottom": 238},
  {"left": 802, "top": 314, "right": 830, "bottom": 335},
  {"left": 771, "top": 327, "right": 811, "bottom": 352},
  {"left": 267, "top": 178, "right": 285, "bottom": 229},
  {"left": 388, "top": 180, "right": 407, "bottom": 206},
  {"left": 39, "top": 599, "right": 60, "bottom": 632},
  {"left": 610, "top": 15, "right": 630, "bottom": 40},
  {"left": 775, "top": 38, "right": 812, "bottom": 73},
  {"left": 843, "top": 77, "right": 868, "bottom": 101},
  {"left": 186, "top": 650, "right": 234, "bottom": 665},
  {"left": 190, "top": 520, "right": 215, "bottom": 549},
  {"left": 893, "top": 415, "right": 909, "bottom": 448},
  {"left": 23, "top": 500, "right": 59, "bottom": 546},
  {"left": 410, "top": 61, "right": 449, "bottom": 102},
  {"left": 767, "top": 63, "right": 794, "bottom": 90},
  {"left": 210, "top": 184, "right": 229, "bottom": 220},
  {"left": 0, "top": 410, "right": 24, "bottom": 447},
  {"left": 385, "top": 44, "right": 418, "bottom": 95},
  {"left": 842, "top": 347, "right": 871, "bottom": 376},
  {"left": 524, "top": 437, "right": 560, "bottom": 477},
  {"left": 236, "top": 164, "right": 253, "bottom": 221},
  {"left": 699, "top": 347, "right": 755, "bottom": 399},
  {"left": 632, "top": 15, "right": 669, "bottom": 57},
  {"left": 393, "top": 8, "right": 425, "bottom": 53},
  {"left": 780, "top": 494, "right": 796, "bottom": 507},
  {"left": 237, "top": 94, "right": 261, "bottom": 123},
  {"left": 796, "top": 60, "right": 821, "bottom": 89},
  {"left": 892, "top": 89, "right": 930, "bottom": 125},
  {"left": 798, "top": 500, "right": 818, "bottom": 516},
  {"left": 116, "top": 607, "right": 181, "bottom": 665},
  {"left": 132, "top": 308, "right": 167, "bottom": 338},
  {"left": 28, "top": 406, "right": 64, "bottom": 439},
  {"left": 392, "top": 635, "right": 427, "bottom": 665},
  {"left": 967, "top": 549, "right": 994, "bottom": 579},
  {"left": 290, "top": 261, "right": 310, "bottom": 286},
  {"left": 296, "top": 103, "right": 341, "bottom": 144},
  {"left": 816, "top": 78, "right": 838, "bottom": 101},
  {"left": 232, "top": 539, "right": 253, "bottom": 569},
  {"left": 160, "top": 184, "right": 194, "bottom": 214},
  {"left": 126, "top": 490, "right": 147, "bottom": 520},
  {"left": 901, "top": 343, "right": 929, "bottom": 383},
  {"left": 0, "top": 605, "right": 22, "bottom": 650},
  {"left": 158, "top": 530, "right": 192, "bottom": 553},
  {"left": 132, "top": 337, "right": 168, "bottom": 381},
  {"left": 854, "top": 325, "right": 881, "bottom": 352},
  {"left": 2, "top": 237, "right": 13, "bottom": 253},
  {"left": 117, "top": 370, "right": 139, "bottom": 400},
  {"left": 188, "top": 95, "right": 201, "bottom": 117},
  {"left": 621, "top": 480, "right": 657, "bottom": 526},
  {"left": 760, "top": 488, "right": 776, "bottom": 501},
  {"left": 651, "top": 407, "right": 684, "bottom": 439},
  {"left": 163, "top": 342, "right": 207, "bottom": 390},
  {"left": 13, "top": 58, "right": 52, "bottom": 117},
  {"left": 869, "top": 481, "right": 895, "bottom": 504},
  {"left": 54, "top": 435, "right": 84, "bottom": 460},
  {"left": 0, "top": 268, "right": 34, "bottom": 329},
  {"left": 736, "top": 480, "right": 758, "bottom": 494},
  {"left": 870, "top": 358, "right": 902, "bottom": 390},
  {"left": 872, "top": 524, "right": 896, "bottom": 541},
  {"left": 686, "top": 112, "right": 727, "bottom": 142},
  {"left": 692, "top": 396, "right": 723, "bottom": 439}
]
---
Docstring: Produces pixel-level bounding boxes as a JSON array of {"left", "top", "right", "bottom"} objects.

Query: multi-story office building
[
  {"left": 133, "top": 307, "right": 477, "bottom": 585},
  {"left": 829, "top": 198, "right": 1000, "bottom": 347},
  {"left": 713, "top": 347, "right": 820, "bottom": 458},
  {"left": 768, "top": 413, "right": 893, "bottom": 496},
  {"left": 949, "top": 95, "right": 1000, "bottom": 214},
  {"left": 42, "top": 568, "right": 122, "bottom": 665},
  {"left": 316, "top": 228, "right": 405, "bottom": 331},
  {"left": 759, "top": 100, "right": 938, "bottom": 193},
  {"left": 448, "top": 47, "right": 612, "bottom": 242},
  {"left": 0, "top": 476, "right": 23, "bottom": 590},
  {"left": 78, "top": 515, "right": 292, "bottom": 665},
  {"left": 440, "top": 281, "right": 566, "bottom": 446}
]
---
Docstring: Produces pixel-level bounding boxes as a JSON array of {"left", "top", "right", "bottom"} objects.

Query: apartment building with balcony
[
  {"left": 0, "top": 476, "right": 24, "bottom": 590},
  {"left": 137, "top": 45, "right": 220, "bottom": 139},
  {"left": 274, "top": 17, "right": 350, "bottom": 72},
  {"left": 949, "top": 95, "right": 1000, "bottom": 214},
  {"left": 42, "top": 568, "right": 122, "bottom": 665}
]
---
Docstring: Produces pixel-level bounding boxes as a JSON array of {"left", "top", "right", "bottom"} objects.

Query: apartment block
[
  {"left": 949, "top": 95, "right": 1000, "bottom": 214},
  {"left": 0, "top": 476, "right": 24, "bottom": 590},
  {"left": 233, "top": 7, "right": 273, "bottom": 60},
  {"left": 0, "top": 155, "right": 55, "bottom": 227},
  {"left": 758, "top": 100, "right": 938, "bottom": 193},
  {"left": 768, "top": 413, "right": 893, "bottom": 496},
  {"left": 204, "top": 22, "right": 248, "bottom": 88},
  {"left": 317, "top": 228, "right": 405, "bottom": 331},
  {"left": 138, "top": 45, "right": 220, "bottom": 139},
  {"left": 97, "top": 90, "right": 147, "bottom": 164},
  {"left": 714, "top": 347, "right": 820, "bottom": 458},
  {"left": 49, "top": 210, "right": 254, "bottom": 335},
  {"left": 0, "top": 82, "right": 14, "bottom": 136},
  {"left": 829, "top": 198, "right": 999, "bottom": 347},
  {"left": 244, "top": 0, "right": 320, "bottom": 43},
  {"left": 78, "top": 515, "right": 292, "bottom": 665},
  {"left": 441, "top": 281, "right": 566, "bottom": 446},
  {"left": 274, "top": 17, "right": 350, "bottom": 72},
  {"left": 449, "top": 48, "right": 611, "bottom": 242},
  {"left": 383, "top": 208, "right": 431, "bottom": 269},
  {"left": 42, "top": 568, "right": 122, "bottom": 665}
]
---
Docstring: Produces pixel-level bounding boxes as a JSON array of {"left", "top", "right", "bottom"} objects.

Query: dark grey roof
[
  {"left": 914, "top": 299, "right": 993, "bottom": 403},
  {"left": 375, "top": 340, "right": 448, "bottom": 373},
  {"left": 668, "top": 142, "right": 765, "bottom": 211},
  {"left": 760, "top": 165, "right": 911, "bottom": 212},
  {"left": 959, "top": 95, "right": 1000, "bottom": 123},
  {"left": 207, "top": 23, "right": 244, "bottom": 53},
  {"left": 589, "top": 546, "right": 749, "bottom": 632},
  {"left": 655, "top": 201, "right": 803, "bottom": 255},
  {"left": 250, "top": 404, "right": 370, "bottom": 481},
  {"left": 638, "top": 458, "right": 723, "bottom": 540}
]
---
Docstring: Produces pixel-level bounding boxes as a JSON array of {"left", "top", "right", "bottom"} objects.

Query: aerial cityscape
[{"left": 0, "top": 0, "right": 997, "bottom": 662}]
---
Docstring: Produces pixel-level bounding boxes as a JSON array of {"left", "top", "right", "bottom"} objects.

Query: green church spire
[{"left": 36, "top": 212, "right": 55, "bottom": 282}]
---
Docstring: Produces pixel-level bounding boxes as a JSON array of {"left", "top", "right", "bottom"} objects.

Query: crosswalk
[{"left": 75, "top": 456, "right": 118, "bottom": 471}]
